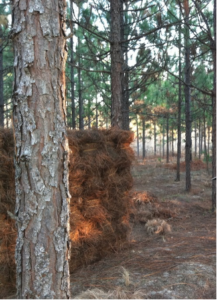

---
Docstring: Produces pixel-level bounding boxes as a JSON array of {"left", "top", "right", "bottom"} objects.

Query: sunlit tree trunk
[{"left": 12, "top": 1, "right": 71, "bottom": 298}]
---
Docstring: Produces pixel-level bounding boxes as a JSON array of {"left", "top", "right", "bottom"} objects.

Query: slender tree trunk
[
  {"left": 154, "top": 121, "right": 157, "bottom": 156},
  {"left": 171, "top": 125, "right": 174, "bottom": 156},
  {"left": 194, "top": 121, "right": 197, "bottom": 158},
  {"left": 184, "top": 1, "right": 192, "bottom": 191},
  {"left": 121, "top": 0, "right": 129, "bottom": 130},
  {"left": 212, "top": 0, "right": 216, "bottom": 211},
  {"left": 136, "top": 115, "right": 139, "bottom": 157},
  {"left": 78, "top": 53, "right": 83, "bottom": 129},
  {"left": 142, "top": 118, "right": 146, "bottom": 159},
  {"left": 199, "top": 119, "right": 201, "bottom": 159},
  {"left": 12, "top": 1, "right": 71, "bottom": 298},
  {"left": 163, "top": 122, "right": 165, "bottom": 158},
  {"left": 166, "top": 116, "right": 169, "bottom": 163},
  {"left": 110, "top": 0, "right": 123, "bottom": 128},
  {"left": 176, "top": 8, "right": 182, "bottom": 181},
  {"left": 207, "top": 126, "right": 210, "bottom": 155},
  {"left": 0, "top": 26, "right": 3, "bottom": 127},
  {"left": 70, "top": 0, "right": 75, "bottom": 129},
  {"left": 96, "top": 97, "right": 98, "bottom": 129}
]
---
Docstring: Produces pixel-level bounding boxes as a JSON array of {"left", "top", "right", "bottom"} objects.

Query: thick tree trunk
[
  {"left": 0, "top": 26, "right": 3, "bottom": 127},
  {"left": 212, "top": 0, "right": 216, "bottom": 211},
  {"left": 70, "top": 1, "right": 75, "bottom": 129},
  {"left": 12, "top": 1, "right": 71, "bottom": 298},
  {"left": 184, "top": 1, "right": 192, "bottom": 191},
  {"left": 110, "top": 0, "right": 123, "bottom": 128}
]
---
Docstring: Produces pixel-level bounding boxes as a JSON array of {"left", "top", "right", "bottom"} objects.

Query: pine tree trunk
[
  {"left": 78, "top": 53, "right": 83, "bottom": 129},
  {"left": 163, "top": 122, "right": 165, "bottom": 158},
  {"left": 199, "top": 119, "right": 201, "bottom": 159},
  {"left": 172, "top": 125, "right": 174, "bottom": 156},
  {"left": 207, "top": 126, "right": 210, "bottom": 155},
  {"left": 184, "top": 1, "right": 192, "bottom": 191},
  {"left": 154, "top": 122, "right": 157, "bottom": 156},
  {"left": 142, "top": 118, "right": 146, "bottom": 159},
  {"left": 212, "top": 0, "right": 216, "bottom": 211},
  {"left": 194, "top": 121, "right": 197, "bottom": 158},
  {"left": 121, "top": 0, "right": 129, "bottom": 130},
  {"left": 136, "top": 115, "right": 139, "bottom": 157},
  {"left": 12, "top": 1, "right": 71, "bottom": 298},
  {"left": 166, "top": 116, "right": 169, "bottom": 163},
  {"left": 176, "top": 10, "right": 182, "bottom": 181},
  {"left": 70, "top": 0, "right": 75, "bottom": 129},
  {"left": 96, "top": 97, "right": 98, "bottom": 129},
  {"left": 0, "top": 26, "right": 3, "bottom": 127},
  {"left": 110, "top": 0, "right": 123, "bottom": 128}
]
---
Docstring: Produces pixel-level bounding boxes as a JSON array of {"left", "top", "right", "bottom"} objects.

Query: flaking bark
[{"left": 12, "top": 0, "right": 71, "bottom": 298}]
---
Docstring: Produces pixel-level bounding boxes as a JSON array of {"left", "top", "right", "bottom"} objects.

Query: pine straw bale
[
  {"left": 74, "top": 287, "right": 146, "bottom": 299},
  {"left": 0, "top": 128, "right": 134, "bottom": 279},
  {"left": 68, "top": 128, "right": 134, "bottom": 272},
  {"left": 145, "top": 218, "right": 171, "bottom": 235}
]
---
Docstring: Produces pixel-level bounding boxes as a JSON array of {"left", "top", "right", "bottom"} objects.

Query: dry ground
[
  {"left": 70, "top": 157, "right": 216, "bottom": 299},
  {"left": 4, "top": 157, "right": 216, "bottom": 299}
]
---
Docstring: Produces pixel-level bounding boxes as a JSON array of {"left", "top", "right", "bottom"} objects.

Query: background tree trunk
[
  {"left": 166, "top": 116, "right": 169, "bottom": 163},
  {"left": 70, "top": 0, "right": 75, "bottom": 129},
  {"left": 110, "top": 0, "right": 123, "bottom": 128},
  {"left": 78, "top": 51, "right": 84, "bottom": 129},
  {"left": 12, "top": 1, "right": 71, "bottom": 298},
  {"left": 0, "top": 26, "right": 3, "bottom": 127},
  {"left": 142, "top": 118, "right": 146, "bottom": 159},
  {"left": 154, "top": 122, "right": 157, "bottom": 156},
  {"left": 184, "top": 0, "right": 192, "bottom": 191},
  {"left": 212, "top": 0, "right": 216, "bottom": 211}
]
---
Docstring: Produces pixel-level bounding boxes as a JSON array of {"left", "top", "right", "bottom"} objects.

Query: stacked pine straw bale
[
  {"left": 0, "top": 127, "right": 134, "bottom": 290},
  {"left": 0, "top": 128, "right": 16, "bottom": 297},
  {"left": 67, "top": 128, "right": 134, "bottom": 272}
]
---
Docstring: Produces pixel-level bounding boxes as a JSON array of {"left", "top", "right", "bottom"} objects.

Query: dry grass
[{"left": 73, "top": 287, "right": 146, "bottom": 299}]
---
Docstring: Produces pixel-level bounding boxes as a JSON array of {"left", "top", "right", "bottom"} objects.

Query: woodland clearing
[
  {"left": 1, "top": 152, "right": 216, "bottom": 299},
  {"left": 70, "top": 157, "right": 216, "bottom": 299}
]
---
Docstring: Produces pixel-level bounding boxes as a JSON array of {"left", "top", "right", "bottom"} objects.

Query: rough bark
[
  {"left": 110, "top": 0, "right": 123, "bottom": 128},
  {"left": 212, "top": 0, "right": 216, "bottom": 211},
  {"left": 0, "top": 26, "right": 3, "bottom": 127},
  {"left": 184, "top": 1, "right": 192, "bottom": 191},
  {"left": 12, "top": 1, "right": 71, "bottom": 298}
]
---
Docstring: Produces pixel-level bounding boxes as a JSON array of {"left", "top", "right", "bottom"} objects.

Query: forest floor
[
  {"left": 70, "top": 157, "right": 216, "bottom": 299},
  {"left": 4, "top": 157, "right": 216, "bottom": 299}
]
